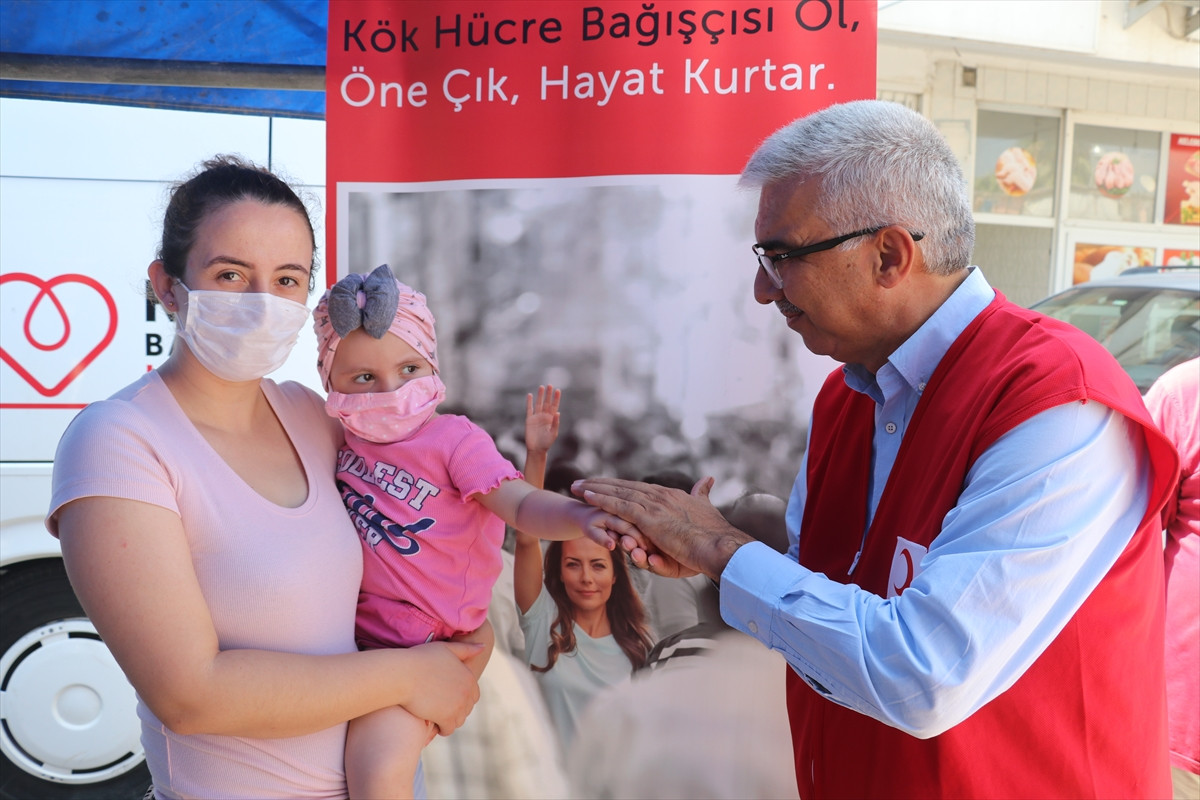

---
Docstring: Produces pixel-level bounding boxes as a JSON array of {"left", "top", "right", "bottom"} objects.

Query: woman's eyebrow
[
  {"left": 201, "top": 256, "right": 310, "bottom": 273},
  {"left": 202, "top": 254, "right": 252, "bottom": 269}
]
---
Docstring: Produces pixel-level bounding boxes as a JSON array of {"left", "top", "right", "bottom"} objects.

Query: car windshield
[{"left": 1034, "top": 285, "right": 1199, "bottom": 392}]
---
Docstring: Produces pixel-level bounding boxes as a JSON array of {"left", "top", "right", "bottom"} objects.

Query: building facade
[{"left": 878, "top": 0, "right": 1199, "bottom": 305}]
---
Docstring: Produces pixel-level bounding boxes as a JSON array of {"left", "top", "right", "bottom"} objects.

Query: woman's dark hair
[
  {"left": 532, "top": 540, "right": 653, "bottom": 674},
  {"left": 157, "top": 154, "right": 318, "bottom": 291}
]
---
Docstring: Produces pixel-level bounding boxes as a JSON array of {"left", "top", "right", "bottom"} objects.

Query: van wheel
[{"left": 0, "top": 560, "right": 150, "bottom": 800}]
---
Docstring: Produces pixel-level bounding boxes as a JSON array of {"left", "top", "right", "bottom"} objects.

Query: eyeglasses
[{"left": 752, "top": 226, "right": 925, "bottom": 288}]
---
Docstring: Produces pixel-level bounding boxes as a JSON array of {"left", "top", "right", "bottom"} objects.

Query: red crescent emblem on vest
[{"left": 892, "top": 547, "right": 914, "bottom": 595}]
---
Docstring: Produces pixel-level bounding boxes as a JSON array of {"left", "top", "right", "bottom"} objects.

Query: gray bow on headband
[{"left": 327, "top": 264, "right": 399, "bottom": 340}]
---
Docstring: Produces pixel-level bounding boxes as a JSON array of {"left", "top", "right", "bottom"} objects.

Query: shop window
[
  {"left": 1164, "top": 133, "right": 1199, "bottom": 227},
  {"left": 1164, "top": 247, "right": 1200, "bottom": 266},
  {"left": 1071, "top": 242, "right": 1156, "bottom": 283},
  {"left": 974, "top": 110, "right": 1060, "bottom": 218},
  {"left": 1069, "top": 125, "right": 1161, "bottom": 224}
]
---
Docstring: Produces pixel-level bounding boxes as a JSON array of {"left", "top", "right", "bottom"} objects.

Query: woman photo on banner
[{"left": 514, "top": 385, "right": 656, "bottom": 753}]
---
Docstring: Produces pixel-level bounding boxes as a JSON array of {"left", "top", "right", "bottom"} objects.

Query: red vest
[{"left": 788, "top": 294, "right": 1179, "bottom": 799}]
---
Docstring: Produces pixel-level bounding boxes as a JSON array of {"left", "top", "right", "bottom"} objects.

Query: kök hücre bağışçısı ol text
[
  {"left": 341, "top": 3, "right": 863, "bottom": 53},
  {"left": 337, "top": 3, "right": 861, "bottom": 111}
]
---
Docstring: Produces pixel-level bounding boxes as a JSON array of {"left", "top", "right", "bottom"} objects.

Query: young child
[{"left": 313, "top": 264, "right": 631, "bottom": 799}]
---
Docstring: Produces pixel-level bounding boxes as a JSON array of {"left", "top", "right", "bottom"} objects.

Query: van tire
[{"left": 0, "top": 560, "right": 150, "bottom": 800}]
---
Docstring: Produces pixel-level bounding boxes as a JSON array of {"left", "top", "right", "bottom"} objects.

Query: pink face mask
[{"left": 325, "top": 374, "right": 446, "bottom": 443}]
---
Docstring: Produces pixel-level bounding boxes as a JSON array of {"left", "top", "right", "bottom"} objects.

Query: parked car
[{"left": 1030, "top": 266, "right": 1200, "bottom": 393}]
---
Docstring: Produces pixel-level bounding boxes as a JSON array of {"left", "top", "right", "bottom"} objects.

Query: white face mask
[
  {"left": 173, "top": 283, "right": 311, "bottom": 382},
  {"left": 326, "top": 374, "right": 446, "bottom": 443}
]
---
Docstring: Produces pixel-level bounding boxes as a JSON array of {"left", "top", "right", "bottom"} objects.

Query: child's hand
[
  {"left": 577, "top": 505, "right": 643, "bottom": 551},
  {"left": 525, "top": 385, "right": 561, "bottom": 455}
]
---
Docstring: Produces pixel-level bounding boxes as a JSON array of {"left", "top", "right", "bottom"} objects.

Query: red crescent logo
[
  {"left": 0, "top": 272, "right": 118, "bottom": 397},
  {"left": 892, "top": 547, "right": 914, "bottom": 595}
]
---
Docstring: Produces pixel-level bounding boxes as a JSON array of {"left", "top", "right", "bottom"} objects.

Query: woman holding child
[{"left": 46, "top": 156, "right": 479, "bottom": 799}]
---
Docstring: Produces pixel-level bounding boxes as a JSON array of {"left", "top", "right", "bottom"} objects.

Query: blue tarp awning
[{"left": 0, "top": 0, "right": 328, "bottom": 119}]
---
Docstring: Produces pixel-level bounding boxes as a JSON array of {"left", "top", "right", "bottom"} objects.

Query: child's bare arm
[
  {"left": 450, "top": 620, "right": 494, "bottom": 681},
  {"left": 477, "top": 481, "right": 637, "bottom": 552}
]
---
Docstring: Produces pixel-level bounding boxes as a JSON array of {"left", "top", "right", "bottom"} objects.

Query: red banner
[
  {"left": 326, "top": 0, "right": 877, "bottom": 276},
  {"left": 322, "top": 1, "right": 875, "bottom": 499}
]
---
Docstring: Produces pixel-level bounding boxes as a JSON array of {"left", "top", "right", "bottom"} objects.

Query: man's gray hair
[{"left": 740, "top": 100, "right": 975, "bottom": 276}]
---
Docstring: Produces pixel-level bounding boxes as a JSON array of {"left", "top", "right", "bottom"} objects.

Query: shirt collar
[{"left": 844, "top": 267, "right": 995, "bottom": 399}]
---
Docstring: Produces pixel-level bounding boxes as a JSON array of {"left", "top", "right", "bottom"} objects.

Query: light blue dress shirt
[{"left": 720, "top": 268, "right": 1150, "bottom": 737}]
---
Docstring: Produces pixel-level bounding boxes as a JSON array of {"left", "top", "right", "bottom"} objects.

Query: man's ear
[
  {"left": 148, "top": 260, "right": 176, "bottom": 311},
  {"left": 874, "top": 227, "right": 919, "bottom": 289}
]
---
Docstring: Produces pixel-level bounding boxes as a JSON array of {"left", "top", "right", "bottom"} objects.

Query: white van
[{"left": 0, "top": 98, "right": 324, "bottom": 799}]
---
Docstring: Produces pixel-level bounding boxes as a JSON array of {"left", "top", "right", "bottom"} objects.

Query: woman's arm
[
  {"left": 57, "top": 496, "right": 480, "bottom": 739},
  {"left": 522, "top": 386, "right": 559, "bottom": 492},
  {"left": 514, "top": 386, "right": 555, "bottom": 613},
  {"left": 513, "top": 530, "right": 544, "bottom": 615}
]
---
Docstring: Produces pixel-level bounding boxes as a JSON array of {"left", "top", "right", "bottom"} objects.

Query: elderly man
[{"left": 577, "top": 100, "right": 1179, "bottom": 798}]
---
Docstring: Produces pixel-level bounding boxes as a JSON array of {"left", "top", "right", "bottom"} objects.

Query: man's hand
[{"left": 573, "top": 476, "right": 754, "bottom": 581}]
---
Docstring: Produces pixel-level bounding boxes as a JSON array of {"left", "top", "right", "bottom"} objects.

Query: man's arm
[
  {"left": 721, "top": 401, "right": 1148, "bottom": 736},
  {"left": 584, "top": 401, "right": 1149, "bottom": 737}
]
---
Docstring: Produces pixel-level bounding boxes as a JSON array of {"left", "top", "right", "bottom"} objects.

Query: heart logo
[{"left": 0, "top": 272, "right": 118, "bottom": 397}]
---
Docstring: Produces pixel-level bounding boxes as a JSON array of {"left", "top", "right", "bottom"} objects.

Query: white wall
[
  {"left": 0, "top": 99, "right": 326, "bottom": 462},
  {"left": 879, "top": 0, "right": 1199, "bottom": 69}
]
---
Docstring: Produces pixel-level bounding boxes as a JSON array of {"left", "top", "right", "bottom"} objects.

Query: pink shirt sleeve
[
  {"left": 444, "top": 418, "right": 523, "bottom": 499},
  {"left": 47, "top": 379, "right": 180, "bottom": 535},
  {"left": 1144, "top": 358, "right": 1200, "bottom": 535}
]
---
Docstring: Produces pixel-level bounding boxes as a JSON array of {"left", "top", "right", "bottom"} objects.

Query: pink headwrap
[{"left": 313, "top": 264, "right": 439, "bottom": 390}]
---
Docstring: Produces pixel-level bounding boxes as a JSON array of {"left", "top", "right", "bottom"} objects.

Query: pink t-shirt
[
  {"left": 47, "top": 372, "right": 363, "bottom": 800},
  {"left": 1144, "top": 358, "right": 1200, "bottom": 774},
  {"left": 336, "top": 414, "right": 520, "bottom": 649}
]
